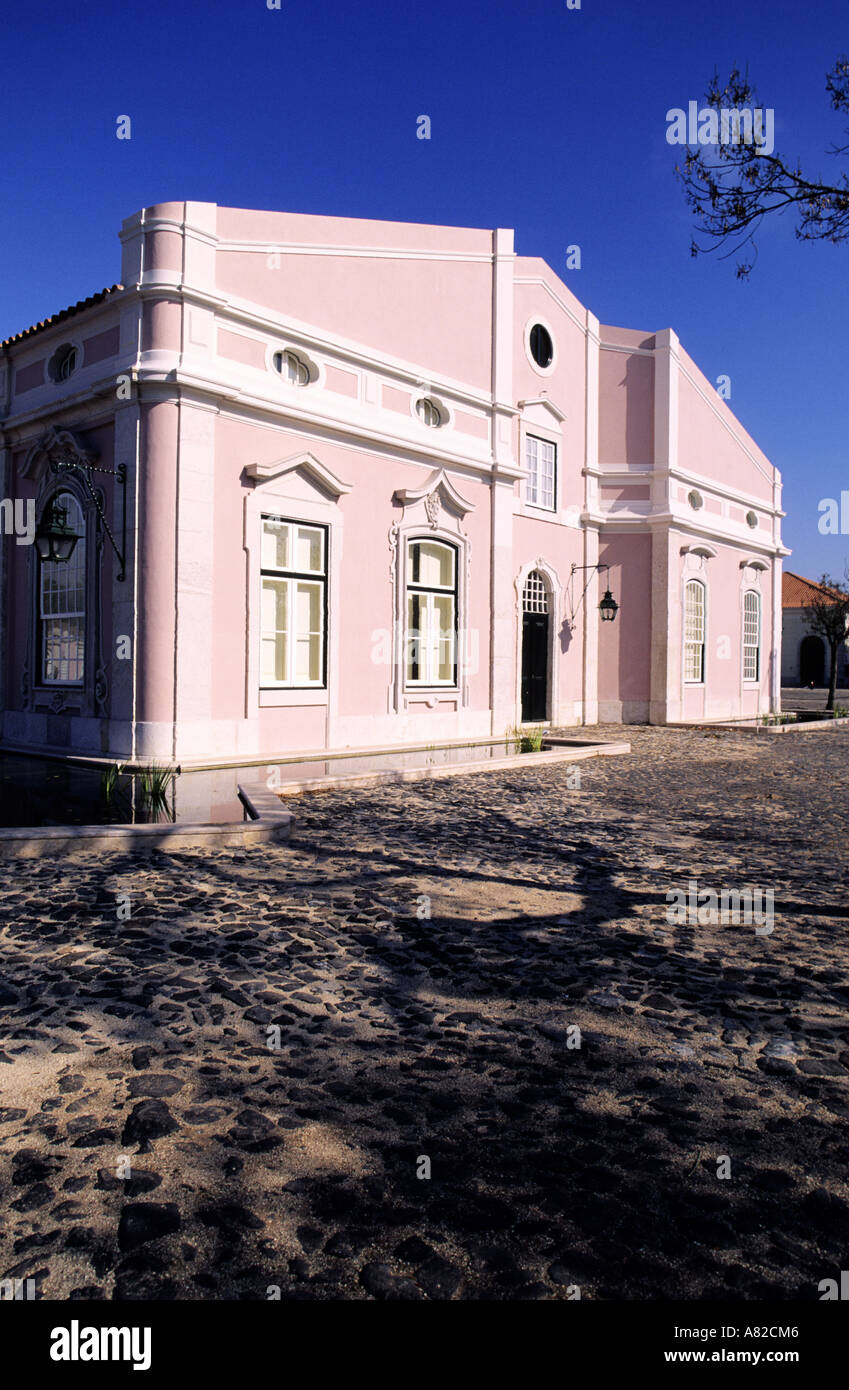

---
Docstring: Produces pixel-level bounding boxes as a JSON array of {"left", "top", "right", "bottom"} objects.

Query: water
[
  {"left": 0, "top": 738, "right": 559, "bottom": 827},
  {"left": 0, "top": 755, "right": 251, "bottom": 828}
]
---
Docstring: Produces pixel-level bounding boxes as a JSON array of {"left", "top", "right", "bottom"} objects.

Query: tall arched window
[
  {"left": 684, "top": 579, "right": 706, "bottom": 684},
  {"left": 743, "top": 590, "right": 761, "bottom": 681},
  {"left": 406, "top": 538, "right": 457, "bottom": 686},
  {"left": 39, "top": 492, "right": 86, "bottom": 684}
]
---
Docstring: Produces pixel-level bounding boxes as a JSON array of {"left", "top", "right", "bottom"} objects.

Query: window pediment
[
  {"left": 245, "top": 451, "right": 352, "bottom": 500},
  {"left": 393, "top": 468, "right": 475, "bottom": 523},
  {"left": 518, "top": 397, "right": 566, "bottom": 428}
]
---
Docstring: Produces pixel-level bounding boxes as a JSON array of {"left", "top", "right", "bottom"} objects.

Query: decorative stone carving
[
  {"left": 424, "top": 490, "right": 441, "bottom": 528},
  {"left": 21, "top": 426, "right": 96, "bottom": 479}
]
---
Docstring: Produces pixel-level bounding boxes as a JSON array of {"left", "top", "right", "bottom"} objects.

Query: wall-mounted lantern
[
  {"left": 34, "top": 499, "right": 80, "bottom": 563},
  {"left": 569, "top": 563, "right": 619, "bottom": 624},
  {"left": 599, "top": 587, "right": 619, "bottom": 622}
]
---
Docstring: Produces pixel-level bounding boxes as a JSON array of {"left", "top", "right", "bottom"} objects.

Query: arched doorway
[
  {"left": 799, "top": 634, "right": 825, "bottom": 686},
  {"left": 521, "top": 571, "right": 549, "bottom": 721}
]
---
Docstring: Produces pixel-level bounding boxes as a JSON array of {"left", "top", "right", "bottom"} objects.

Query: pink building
[{"left": 0, "top": 202, "right": 788, "bottom": 765}]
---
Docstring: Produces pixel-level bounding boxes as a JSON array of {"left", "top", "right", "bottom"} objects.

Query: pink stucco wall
[
  {"left": 678, "top": 346, "right": 774, "bottom": 503},
  {"left": 598, "top": 337, "right": 655, "bottom": 467},
  {"left": 213, "top": 207, "right": 495, "bottom": 391},
  {"left": 598, "top": 534, "right": 652, "bottom": 710}
]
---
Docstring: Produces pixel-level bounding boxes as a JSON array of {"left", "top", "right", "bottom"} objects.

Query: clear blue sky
[{"left": 3, "top": 0, "right": 847, "bottom": 579}]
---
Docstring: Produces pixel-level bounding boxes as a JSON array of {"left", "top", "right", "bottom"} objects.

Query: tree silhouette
[{"left": 676, "top": 60, "right": 849, "bottom": 278}]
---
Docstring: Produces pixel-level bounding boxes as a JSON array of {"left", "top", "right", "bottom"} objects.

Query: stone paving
[{"left": 1, "top": 724, "right": 848, "bottom": 1301}]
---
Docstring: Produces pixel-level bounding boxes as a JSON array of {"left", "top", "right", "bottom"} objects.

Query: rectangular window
[
  {"left": 406, "top": 539, "right": 457, "bottom": 686},
  {"left": 260, "top": 517, "right": 326, "bottom": 687},
  {"left": 743, "top": 591, "right": 761, "bottom": 681},
  {"left": 526, "top": 435, "right": 556, "bottom": 511},
  {"left": 39, "top": 495, "right": 85, "bottom": 685},
  {"left": 684, "top": 580, "right": 706, "bottom": 684}
]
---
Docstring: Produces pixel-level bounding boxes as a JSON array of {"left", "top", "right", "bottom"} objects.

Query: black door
[
  {"left": 521, "top": 612, "right": 549, "bottom": 721},
  {"left": 800, "top": 635, "right": 825, "bottom": 686}
]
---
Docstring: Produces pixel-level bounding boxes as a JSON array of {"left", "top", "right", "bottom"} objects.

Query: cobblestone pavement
[{"left": 1, "top": 725, "right": 848, "bottom": 1301}]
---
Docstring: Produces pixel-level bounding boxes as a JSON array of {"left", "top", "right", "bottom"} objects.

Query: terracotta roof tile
[
  {"left": 782, "top": 570, "right": 842, "bottom": 608},
  {"left": 0, "top": 285, "right": 124, "bottom": 350}
]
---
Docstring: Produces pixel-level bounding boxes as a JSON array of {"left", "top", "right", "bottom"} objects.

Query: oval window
[
  {"left": 416, "top": 397, "right": 442, "bottom": 428},
  {"left": 49, "top": 344, "right": 79, "bottom": 383},
  {"left": 273, "top": 350, "right": 310, "bottom": 385},
  {"left": 529, "top": 323, "right": 553, "bottom": 369}
]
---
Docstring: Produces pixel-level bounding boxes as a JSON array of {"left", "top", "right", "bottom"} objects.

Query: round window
[
  {"left": 416, "top": 397, "right": 442, "bottom": 428},
  {"left": 48, "top": 343, "right": 79, "bottom": 383},
  {"left": 273, "top": 350, "right": 310, "bottom": 385},
  {"left": 746, "top": 510, "right": 758, "bottom": 529},
  {"left": 529, "top": 323, "right": 554, "bottom": 369}
]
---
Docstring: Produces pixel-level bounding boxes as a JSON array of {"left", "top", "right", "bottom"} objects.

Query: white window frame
[
  {"left": 526, "top": 434, "right": 556, "bottom": 511},
  {"left": 405, "top": 538, "right": 458, "bottom": 688},
  {"left": 39, "top": 491, "right": 86, "bottom": 686},
  {"left": 259, "top": 517, "right": 327, "bottom": 689},
  {"left": 684, "top": 579, "right": 706, "bottom": 685},
  {"left": 742, "top": 589, "right": 761, "bottom": 682}
]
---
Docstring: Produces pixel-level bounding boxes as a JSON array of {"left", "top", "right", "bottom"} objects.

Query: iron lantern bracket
[
  {"left": 48, "top": 455, "right": 128, "bottom": 581},
  {"left": 568, "top": 562, "right": 612, "bottom": 623}
]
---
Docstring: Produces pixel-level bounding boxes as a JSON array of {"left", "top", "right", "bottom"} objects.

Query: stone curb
[
  {"left": 272, "top": 741, "right": 631, "bottom": 797},
  {"left": 675, "top": 718, "right": 849, "bottom": 736}
]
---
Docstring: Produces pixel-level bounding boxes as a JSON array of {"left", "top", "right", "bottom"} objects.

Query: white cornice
[
  {"left": 588, "top": 465, "right": 653, "bottom": 478},
  {"left": 134, "top": 368, "right": 501, "bottom": 479},
  {"left": 657, "top": 463, "right": 781, "bottom": 516},
  {"left": 120, "top": 213, "right": 219, "bottom": 248},
  {"left": 646, "top": 511, "right": 790, "bottom": 557},
  {"left": 580, "top": 508, "right": 789, "bottom": 557}
]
